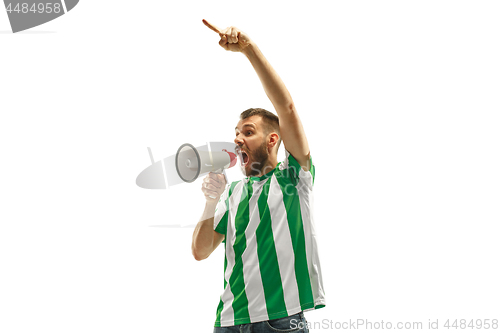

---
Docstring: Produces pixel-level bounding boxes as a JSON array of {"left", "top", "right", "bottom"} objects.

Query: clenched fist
[
  {"left": 201, "top": 172, "right": 227, "bottom": 202},
  {"left": 203, "top": 19, "right": 252, "bottom": 52}
]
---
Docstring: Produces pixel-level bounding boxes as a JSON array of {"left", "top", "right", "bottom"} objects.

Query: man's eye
[{"left": 246, "top": 131, "right": 252, "bottom": 135}]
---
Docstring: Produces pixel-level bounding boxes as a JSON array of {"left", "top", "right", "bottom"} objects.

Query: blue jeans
[{"left": 213, "top": 311, "right": 309, "bottom": 332}]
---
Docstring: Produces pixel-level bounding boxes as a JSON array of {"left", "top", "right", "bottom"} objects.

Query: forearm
[
  {"left": 191, "top": 201, "right": 218, "bottom": 260},
  {"left": 242, "top": 44, "right": 294, "bottom": 112}
]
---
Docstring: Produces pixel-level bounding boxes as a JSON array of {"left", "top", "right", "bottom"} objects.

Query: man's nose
[{"left": 234, "top": 135, "right": 243, "bottom": 146}]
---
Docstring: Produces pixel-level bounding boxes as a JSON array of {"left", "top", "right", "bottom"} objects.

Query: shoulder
[{"left": 278, "top": 150, "right": 315, "bottom": 188}]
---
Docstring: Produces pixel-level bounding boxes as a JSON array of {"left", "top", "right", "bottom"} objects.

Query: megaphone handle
[
  {"left": 222, "top": 169, "right": 229, "bottom": 185},
  {"left": 208, "top": 169, "right": 228, "bottom": 199}
]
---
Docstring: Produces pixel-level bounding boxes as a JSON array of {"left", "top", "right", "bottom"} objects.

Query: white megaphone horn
[
  {"left": 136, "top": 142, "right": 238, "bottom": 190},
  {"left": 175, "top": 143, "right": 237, "bottom": 183}
]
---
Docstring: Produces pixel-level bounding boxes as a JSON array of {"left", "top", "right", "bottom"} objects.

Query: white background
[{"left": 1, "top": 1, "right": 499, "bottom": 332}]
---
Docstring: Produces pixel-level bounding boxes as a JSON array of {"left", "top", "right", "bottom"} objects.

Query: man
[{"left": 192, "top": 20, "right": 325, "bottom": 332}]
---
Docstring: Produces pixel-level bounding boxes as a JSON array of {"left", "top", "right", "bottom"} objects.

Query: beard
[{"left": 240, "top": 140, "right": 269, "bottom": 177}]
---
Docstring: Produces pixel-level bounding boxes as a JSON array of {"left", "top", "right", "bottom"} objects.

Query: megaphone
[
  {"left": 136, "top": 142, "right": 238, "bottom": 190},
  {"left": 175, "top": 143, "right": 237, "bottom": 183}
]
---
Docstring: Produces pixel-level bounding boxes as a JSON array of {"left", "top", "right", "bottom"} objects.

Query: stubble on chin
[{"left": 244, "top": 142, "right": 270, "bottom": 177}]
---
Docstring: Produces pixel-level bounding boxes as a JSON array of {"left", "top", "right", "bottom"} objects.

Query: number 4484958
[
  {"left": 444, "top": 319, "right": 498, "bottom": 330},
  {"left": 6, "top": 3, "right": 62, "bottom": 14}
]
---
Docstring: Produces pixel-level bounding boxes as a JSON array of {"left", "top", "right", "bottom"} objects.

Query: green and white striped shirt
[{"left": 213, "top": 150, "right": 325, "bottom": 327}]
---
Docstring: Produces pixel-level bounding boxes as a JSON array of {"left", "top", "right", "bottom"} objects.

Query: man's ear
[{"left": 267, "top": 132, "right": 280, "bottom": 151}]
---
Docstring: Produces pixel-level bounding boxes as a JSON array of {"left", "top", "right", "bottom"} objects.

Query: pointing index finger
[{"left": 202, "top": 19, "right": 222, "bottom": 35}]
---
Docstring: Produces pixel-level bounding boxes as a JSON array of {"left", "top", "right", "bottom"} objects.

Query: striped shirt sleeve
[{"left": 280, "top": 150, "right": 315, "bottom": 188}]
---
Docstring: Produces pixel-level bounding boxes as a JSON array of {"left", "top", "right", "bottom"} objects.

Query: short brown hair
[
  {"left": 240, "top": 108, "right": 280, "bottom": 134},
  {"left": 240, "top": 108, "right": 281, "bottom": 151}
]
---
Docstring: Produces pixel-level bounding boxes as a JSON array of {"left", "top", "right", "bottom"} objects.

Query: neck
[{"left": 252, "top": 155, "right": 278, "bottom": 178}]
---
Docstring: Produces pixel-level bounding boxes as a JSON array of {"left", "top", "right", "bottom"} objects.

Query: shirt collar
[{"left": 247, "top": 162, "right": 281, "bottom": 182}]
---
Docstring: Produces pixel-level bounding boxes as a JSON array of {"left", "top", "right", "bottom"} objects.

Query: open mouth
[
  {"left": 241, "top": 151, "right": 249, "bottom": 165},
  {"left": 236, "top": 147, "right": 250, "bottom": 166}
]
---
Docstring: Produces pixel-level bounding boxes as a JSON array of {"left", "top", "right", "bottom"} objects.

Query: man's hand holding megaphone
[
  {"left": 202, "top": 19, "right": 252, "bottom": 53},
  {"left": 201, "top": 172, "right": 227, "bottom": 202}
]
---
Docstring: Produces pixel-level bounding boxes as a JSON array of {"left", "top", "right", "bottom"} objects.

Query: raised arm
[{"left": 202, "top": 19, "right": 311, "bottom": 171}]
